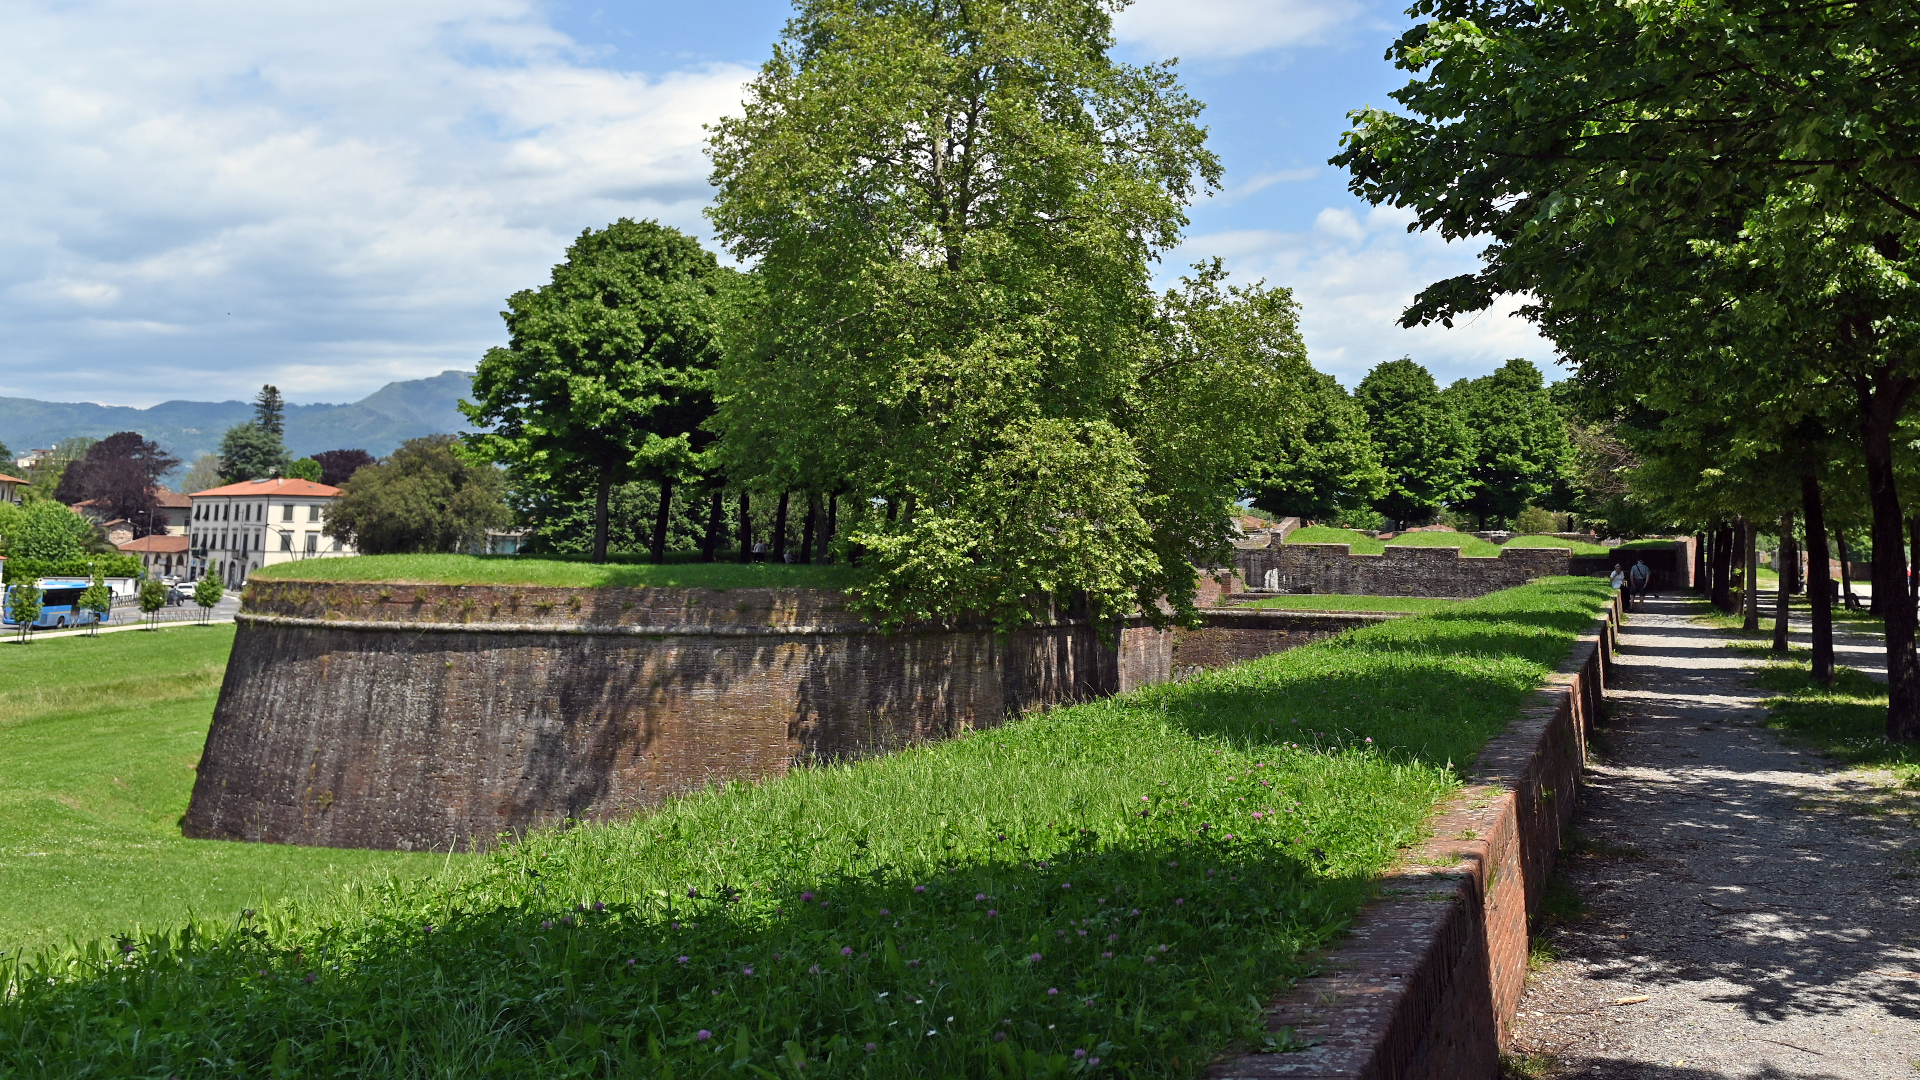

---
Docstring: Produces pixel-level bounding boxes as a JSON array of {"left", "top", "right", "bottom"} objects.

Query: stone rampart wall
[
  {"left": 185, "top": 582, "right": 1388, "bottom": 852},
  {"left": 1236, "top": 542, "right": 1575, "bottom": 598}
]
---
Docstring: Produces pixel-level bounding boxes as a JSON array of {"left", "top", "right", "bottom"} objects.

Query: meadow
[
  {"left": 0, "top": 627, "right": 453, "bottom": 956},
  {"left": 0, "top": 578, "right": 1613, "bottom": 1078}
]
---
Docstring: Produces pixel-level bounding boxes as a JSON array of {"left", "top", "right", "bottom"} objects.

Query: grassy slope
[
  {"left": 250, "top": 553, "right": 864, "bottom": 590},
  {"left": 1382, "top": 532, "right": 1504, "bottom": 557},
  {"left": 1239, "top": 594, "right": 1460, "bottom": 614},
  {"left": 0, "top": 627, "right": 454, "bottom": 956},
  {"left": 0, "top": 579, "right": 1613, "bottom": 1078},
  {"left": 1501, "top": 534, "right": 1611, "bottom": 556},
  {"left": 1280, "top": 525, "right": 1384, "bottom": 554}
]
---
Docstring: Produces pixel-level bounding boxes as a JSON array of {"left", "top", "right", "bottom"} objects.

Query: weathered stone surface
[
  {"left": 1236, "top": 542, "right": 1573, "bottom": 598},
  {"left": 185, "top": 582, "right": 1391, "bottom": 852}
]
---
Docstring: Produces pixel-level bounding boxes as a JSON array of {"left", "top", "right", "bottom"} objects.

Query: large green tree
[
  {"left": 464, "top": 219, "right": 727, "bottom": 564},
  {"left": 1244, "top": 370, "right": 1385, "bottom": 523},
  {"left": 1335, "top": 0, "right": 1920, "bottom": 740},
  {"left": 1354, "top": 358, "right": 1474, "bottom": 527},
  {"left": 325, "top": 436, "right": 511, "bottom": 555},
  {"left": 52, "top": 431, "right": 180, "bottom": 534},
  {"left": 218, "top": 423, "right": 287, "bottom": 483},
  {"left": 707, "top": 0, "right": 1275, "bottom": 630},
  {"left": 1446, "top": 359, "right": 1571, "bottom": 528}
]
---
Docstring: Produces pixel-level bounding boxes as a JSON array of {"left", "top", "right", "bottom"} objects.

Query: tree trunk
[
  {"left": 1694, "top": 532, "right": 1708, "bottom": 592},
  {"left": 1784, "top": 526, "right": 1801, "bottom": 595},
  {"left": 701, "top": 488, "right": 722, "bottom": 563},
  {"left": 1742, "top": 518, "right": 1760, "bottom": 631},
  {"left": 1711, "top": 524, "right": 1734, "bottom": 611},
  {"left": 1859, "top": 397, "right": 1920, "bottom": 742},
  {"left": 772, "top": 491, "right": 790, "bottom": 563},
  {"left": 592, "top": 461, "right": 612, "bottom": 565},
  {"left": 737, "top": 492, "right": 753, "bottom": 564},
  {"left": 821, "top": 493, "right": 837, "bottom": 564},
  {"left": 649, "top": 478, "right": 674, "bottom": 564},
  {"left": 800, "top": 494, "right": 818, "bottom": 564},
  {"left": 1803, "top": 475, "right": 1834, "bottom": 684},
  {"left": 1909, "top": 516, "right": 1919, "bottom": 617},
  {"left": 1837, "top": 529, "right": 1855, "bottom": 609},
  {"left": 1773, "top": 510, "right": 1793, "bottom": 652}
]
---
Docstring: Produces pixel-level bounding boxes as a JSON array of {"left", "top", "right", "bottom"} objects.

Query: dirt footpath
[{"left": 1506, "top": 594, "right": 1920, "bottom": 1079}]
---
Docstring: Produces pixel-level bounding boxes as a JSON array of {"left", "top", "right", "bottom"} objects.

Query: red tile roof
[
  {"left": 190, "top": 478, "right": 341, "bottom": 498},
  {"left": 0, "top": 473, "right": 25, "bottom": 485},
  {"left": 119, "top": 534, "right": 190, "bottom": 553}
]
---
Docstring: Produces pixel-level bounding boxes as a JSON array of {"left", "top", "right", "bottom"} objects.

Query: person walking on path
[
  {"left": 1506, "top": 593, "right": 1920, "bottom": 1077},
  {"left": 1628, "top": 557, "right": 1652, "bottom": 606},
  {"left": 1610, "top": 564, "right": 1630, "bottom": 612}
]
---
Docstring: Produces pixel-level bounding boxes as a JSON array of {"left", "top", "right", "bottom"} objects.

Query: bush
[{"left": 326, "top": 436, "right": 511, "bottom": 555}]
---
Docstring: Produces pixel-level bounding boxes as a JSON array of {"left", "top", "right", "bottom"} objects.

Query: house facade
[
  {"left": 118, "top": 534, "right": 192, "bottom": 580},
  {"left": 188, "top": 478, "right": 355, "bottom": 587},
  {"left": 71, "top": 488, "right": 192, "bottom": 536},
  {"left": 0, "top": 473, "right": 24, "bottom": 505}
]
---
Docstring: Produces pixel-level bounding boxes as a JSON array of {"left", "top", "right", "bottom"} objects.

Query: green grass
[
  {"left": 1279, "top": 525, "right": 1383, "bottom": 554},
  {"left": 0, "top": 627, "right": 454, "bottom": 957},
  {"left": 1751, "top": 661, "right": 1920, "bottom": 789},
  {"left": 1383, "top": 531, "right": 1504, "bottom": 557},
  {"left": 250, "top": 553, "right": 865, "bottom": 590},
  {"left": 1238, "top": 594, "right": 1461, "bottom": 614},
  {"left": 1501, "top": 534, "right": 1611, "bottom": 557},
  {"left": 1613, "top": 538, "right": 1679, "bottom": 551},
  {"left": 0, "top": 578, "right": 1614, "bottom": 1078}
]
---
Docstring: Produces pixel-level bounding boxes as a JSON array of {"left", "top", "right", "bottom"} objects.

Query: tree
[
  {"left": 707, "top": 0, "right": 1234, "bottom": 629},
  {"left": 325, "top": 435, "right": 511, "bottom": 555},
  {"left": 1446, "top": 359, "right": 1572, "bottom": 528},
  {"left": 192, "top": 573, "right": 224, "bottom": 621},
  {"left": 79, "top": 573, "right": 111, "bottom": 636},
  {"left": 1333, "top": 0, "right": 1920, "bottom": 741},
  {"left": 24, "top": 437, "right": 95, "bottom": 502},
  {"left": 464, "top": 219, "right": 727, "bottom": 564},
  {"left": 218, "top": 423, "right": 287, "bottom": 483},
  {"left": 1245, "top": 370, "right": 1386, "bottom": 523},
  {"left": 1, "top": 499, "right": 101, "bottom": 565},
  {"left": 285, "top": 458, "right": 322, "bottom": 482},
  {"left": 254, "top": 385, "right": 285, "bottom": 436},
  {"left": 52, "top": 431, "right": 180, "bottom": 535},
  {"left": 1354, "top": 358, "right": 1474, "bottom": 526},
  {"left": 138, "top": 578, "right": 168, "bottom": 629},
  {"left": 311, "top": 449, "right": 375, "bottom": 488},
  {"left": 8, "top": 585, "right": 40, "bottom": 640},
  {"left": 180, "top": 454, "right": 223, "bottom": 494}
]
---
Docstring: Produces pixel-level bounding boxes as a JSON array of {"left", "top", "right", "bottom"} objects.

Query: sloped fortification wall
[
  {"left": 185, "top": 584, "right": 1370, "bottom": 853},
  {"left": 1236, "top": 541, "right": 1575, "bottom": 597}
]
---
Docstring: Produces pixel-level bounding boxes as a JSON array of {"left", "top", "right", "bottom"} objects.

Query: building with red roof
[
  {"left": 188, "top": 477, "right": 353, "bottom": 587},
  {"left": 118, "top": 533, "right": 192, "bottom": 580},
  {"left": 0, "top": 472, "right": 26, "bottom": 505}
]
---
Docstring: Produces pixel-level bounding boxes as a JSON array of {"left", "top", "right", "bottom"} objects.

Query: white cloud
[
  {"left": 1114, "top": 0, "right": 1363, "bottom": 59},
  {"left": 1169, "top": 204, "right": 1558, "bottom": 386},
  {"left": 0, "top": 0, "right": 751, "bottom": 405}
]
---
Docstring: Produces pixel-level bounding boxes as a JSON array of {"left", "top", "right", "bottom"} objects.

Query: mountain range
[{"left": 0, "top": 370, "right": 476, "bottom": 473}]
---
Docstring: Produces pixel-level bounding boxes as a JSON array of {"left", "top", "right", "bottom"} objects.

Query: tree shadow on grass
[{"left": 3, "top": 836, "right": 1369, "bottom": 1079}]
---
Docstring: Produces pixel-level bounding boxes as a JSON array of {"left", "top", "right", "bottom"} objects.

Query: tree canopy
[
  {"left": 51, "top": 431, "right": 179, "bottom": 534},
  {"left": 464, "top": 219, "right": 727, "bottom": 564},
  {"left": 1244, "top": 369, "right": 1385, "bottom": 524},
  {"left": 219, "top": 423, "right": 288, "bottom": 483},
  {"left": 1354, "top": 358, "right": 1474, "bottom": 527},
  {"left": 1446, "top": 359, "right": 1571, "bottom": 528},
  {"left": 325, "top": 436, "right": 511, "bottom": 555},
  {"left": 311, "top": 449, "right": 375, "bottom": 488}
]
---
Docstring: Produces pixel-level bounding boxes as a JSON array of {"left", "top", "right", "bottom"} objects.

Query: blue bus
[{"left": 2, "top": 579, "right": 111, "bottom": 629}]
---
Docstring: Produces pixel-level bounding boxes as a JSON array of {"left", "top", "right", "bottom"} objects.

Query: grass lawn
[
  {"left": 1749, "top": 661, "right": 1920, "bottom": 790},
  {"left": 1238, "top": 594, "right": 1461, "bottom": 614},
  {"left": 1278, "top": 524, "right": 1383, "bottom": 554},
  {"left": 1501, "top": 534, "right": 1611, "bottom": 557},
  {"left": 1383, "top": 531, "right": 1504, "bottom": 557},
  {"left": 250, "top": 553, "right": 865, "bottom": 590},
  {"left": 1, "top": 578, "right": 1614, "bottom": 1078},
  {"left": 0, "top": 626, "right": 456, "bottom": 958}
]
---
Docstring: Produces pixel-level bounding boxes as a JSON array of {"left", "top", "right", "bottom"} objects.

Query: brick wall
[
  {"left": 185, "top": 582, "right": 1389, "bottom": 852},
  {"left": 1236, "top": 541, "right": 1574, "bottom": 597}
]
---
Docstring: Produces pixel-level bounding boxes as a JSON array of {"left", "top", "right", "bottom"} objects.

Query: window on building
[
  {"left": 280, "top": 532, "right": 292, "bottom": 552},
  {"left": 305, "top": 533, "right": 318, "bottom": 554},
  {"left": 308, "top": 504, "right": 321, "bottom": 522},
  {"left": 282, "top": 503, "right": 293, "bottom": 521}
]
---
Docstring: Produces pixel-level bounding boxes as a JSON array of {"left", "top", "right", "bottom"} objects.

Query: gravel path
[{"left": 1506, "top": 593, "right": 1920, "bottom": 1078}]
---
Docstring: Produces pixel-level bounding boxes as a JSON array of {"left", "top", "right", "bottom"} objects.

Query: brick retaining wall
[
  {"left": 1207, "top": 595, "right": 1618, "bottom": 1079},
  {"left": 1236, "top": 542, "right": 1574, "bottom": 598},
  {"left": 185, "top": 582, "right": 1388, "bottom": 852}
]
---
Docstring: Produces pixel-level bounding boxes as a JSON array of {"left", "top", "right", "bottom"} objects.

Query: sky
[{"left": 0, "top": 0, "right": 1553, "bottom": 407}]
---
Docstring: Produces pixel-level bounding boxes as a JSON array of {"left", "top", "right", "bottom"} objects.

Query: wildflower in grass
[
  {"left": 696, "top": 1030, "right": 711, "bottom": 1042},
  {"left": 975, "top": 893, "right": 987, "bottom": 901},
  {"left": 994, "top": 1032, "right": 1007, "bottom": 1042},
  {"left": 626, "top": 959, "right": 637, "bottom": 966},
  {"left": 541, "top": 920, "right": 554, "bottom": 929},
  {"left": 1130, "top": 909, "right": 1140, "bottom": 915},
  {"left": 841, "top": 946, "right": 853, "bottom": 956},
  {"left": 671, "top": 922, "right": 680, "bottom": 930},
  {"left": 592, "top": 901, "right": 606, "bottom": 911},
  {"left": 1047, "top": 988, "right": 1059, "bottom": 996},
  {"left": 1174, "top": 898, "right": 1185, "bottom": 907},
  {"left": 808, "top": 964, "right": 821, "bottom": 974},
  {"left": 821, "top": 901, "right": 830, "bottom": 908},
  {"left": 1102, "top": 951, "right": 1113, "bottom": 958},
  {"left": 1074, "top": 1049, "right": 1088, "bottom": 1059},
  {"left": 914, "top": 885, "right": 927, "bottom": 893},
  {"left": 1090, "top": 1057, "right": 1101, "bottom": 1066},
  {"left": 801, "top": 892, "right": 814, "bottom": 902},
  {"left": 907, "top": 959, "right": 920, "bottom": 967},
  {"left": 742, "top": 966, "right": 754, "bottom": 976},
  {"left": 1252, "top": 811, "right": 1264, "bottom": 819},
  {"left": 1159, "top": 944, "right": 1169, "bottom": 952},
  {"left": 987, "top": 909, "right": 997, "bottom": 917},
  {"left": 1108, "top": 934, "right": 1118, "bottom": 942},
  {"left": 1029, "top": 953, "right": 1043, "bottom": 962},
  {"left": 687, "top": 888, "right": 698, "bottom": 898},
  {"left": 1145, "top": 956, "right": 1157, "bottom": 964},
  {"left": 879, "top": 908, "right": 889, "bottom": 915},
  {"left": 677, "top": 956, "right": 689, "bottom": 964},
  {"left": 866, "top": 1043, "right": 877, "bottom": 1052},
  {"left": 1061, "top": 882, "right": 1071, "bottom": 890}
]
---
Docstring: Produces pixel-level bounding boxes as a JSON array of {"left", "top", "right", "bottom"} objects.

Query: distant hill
[{"left": 0, "top": 371, "right": 476, "bottom": 474}]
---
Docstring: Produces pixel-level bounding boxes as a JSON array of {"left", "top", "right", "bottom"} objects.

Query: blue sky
[{"left": 0, "top": 0, "right": 1550, "bottom": 407}]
